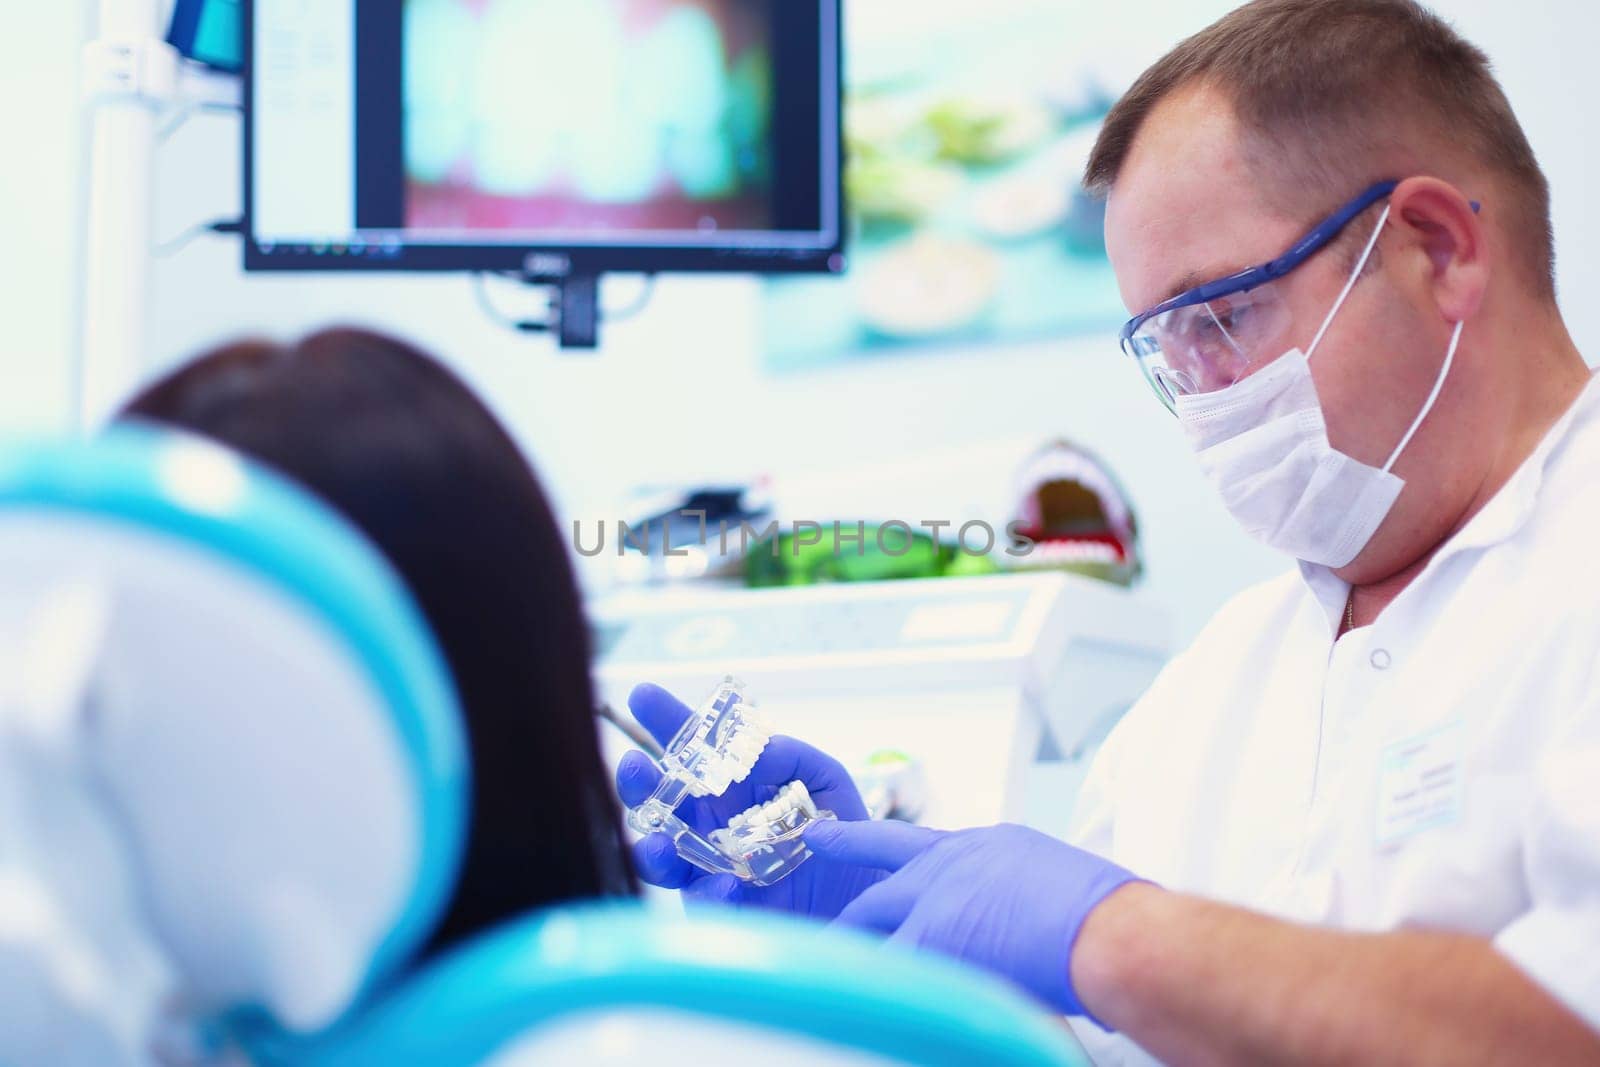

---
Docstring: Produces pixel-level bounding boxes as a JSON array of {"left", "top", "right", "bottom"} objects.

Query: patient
[{"left": 119, "top": 328, "right": 637, "bottom": 952}]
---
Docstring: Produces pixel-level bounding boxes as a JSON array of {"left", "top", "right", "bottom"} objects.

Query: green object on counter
[
  {"left": 744, "top": 524, "right": 997, "bottom": 587},
  {"left": 942, "top": 550, "right": 1000, "bottom": 578}
]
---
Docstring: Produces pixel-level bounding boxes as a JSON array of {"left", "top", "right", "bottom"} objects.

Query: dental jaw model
[{"left": 625, "top": 676, "right": 834, "bottom": 886}]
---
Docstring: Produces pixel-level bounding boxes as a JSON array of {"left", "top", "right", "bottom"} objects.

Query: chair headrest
[{"left": 0, "top": 429, "right": 469, "bottom": 1033}]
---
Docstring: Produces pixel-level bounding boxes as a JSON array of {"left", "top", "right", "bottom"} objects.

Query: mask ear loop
[
  {"left": 1381, "top": 317, "right": 1466, "bottom": 472},
  {"left": 1306, "top": 203, "right": 1392, "bottom": 360}
]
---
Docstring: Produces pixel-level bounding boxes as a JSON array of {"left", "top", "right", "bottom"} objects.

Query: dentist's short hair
[{"left": 1085, "top": 0, "right": 1555, "bottom": 300}]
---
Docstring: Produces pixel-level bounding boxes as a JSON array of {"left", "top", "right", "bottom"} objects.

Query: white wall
[{"left": 4, "top": 0, "right": 1596, "bottom": 645}]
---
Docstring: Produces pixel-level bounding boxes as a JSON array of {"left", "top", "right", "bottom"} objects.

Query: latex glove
[
  {"left": 803, "top": 819, "right": 1145, "bottom": 1019},
  {"left": 615, "top": 683, "right": 884, "bottom": 918}
]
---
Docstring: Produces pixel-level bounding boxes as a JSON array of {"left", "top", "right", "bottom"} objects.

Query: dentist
[{"left": 619, "top": 1, "right": 1600, "bottom": 1061}]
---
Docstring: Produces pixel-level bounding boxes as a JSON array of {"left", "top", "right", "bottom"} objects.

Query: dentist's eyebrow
[
  {"left": 1156, "top": 261, "right": 1248, "bottom": 305},
  {"left": 1160, "top": 272, "right": 1202, "bottom": 302}
]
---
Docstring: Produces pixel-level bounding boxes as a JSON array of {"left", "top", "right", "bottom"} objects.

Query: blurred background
[{"left": 2, "top": 0, "right": 1595, "bottom": 644}]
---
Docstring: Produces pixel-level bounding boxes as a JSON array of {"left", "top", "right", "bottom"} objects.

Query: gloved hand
[
  {"left": 802, "top": 819, "right": 1146, "bottom": 1019},
  {"left": 615, "top": 683, "right": 884, "bottom": 919}
]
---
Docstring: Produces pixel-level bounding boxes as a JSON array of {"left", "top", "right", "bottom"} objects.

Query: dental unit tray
[{"left": 626, "top": 676, "right": 835, "bottom": 886}]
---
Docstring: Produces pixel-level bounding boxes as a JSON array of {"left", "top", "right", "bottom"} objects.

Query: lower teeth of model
[{"left": 726, "top": 780, "right": 817, "bottom": 831}]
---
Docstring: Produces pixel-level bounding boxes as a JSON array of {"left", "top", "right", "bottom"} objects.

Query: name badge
[{"left": 1375, "top": 721, "right": 1465, "bottom": 847}]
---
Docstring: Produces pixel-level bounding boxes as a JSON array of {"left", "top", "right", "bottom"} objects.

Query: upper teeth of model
[
  {"left": 684, "top": 708, "right": 772, "bottom": 796},
  {"left": 727, "top": 780, "right": 817, "bottom": 831},
  {"left": 1017, "top": 450, "right": 1128, "bottom": 527}
]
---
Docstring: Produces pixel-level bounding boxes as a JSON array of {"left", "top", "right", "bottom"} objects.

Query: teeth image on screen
[
  {"left": 248, "top": 0, "right": 834, "bottom": 257},
  {"left": 401, "top": 0, "right": 776, "bottom": 233}
]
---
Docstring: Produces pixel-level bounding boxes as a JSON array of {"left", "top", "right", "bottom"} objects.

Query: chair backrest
[
  {"left": 0, "top": 430, "right": 469, "bottom": 1049},
  {"left": 257, "top": 902, "right": 1091, "bottom": 1067}
]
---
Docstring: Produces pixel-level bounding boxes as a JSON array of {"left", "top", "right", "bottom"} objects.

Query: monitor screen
[{"left": 244, "top": 0, "right": 843, "bottom": 275}]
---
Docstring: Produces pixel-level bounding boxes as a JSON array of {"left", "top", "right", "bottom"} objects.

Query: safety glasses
[{"left": 1120, "top": 180, "right": 1400, "bottom": 413}]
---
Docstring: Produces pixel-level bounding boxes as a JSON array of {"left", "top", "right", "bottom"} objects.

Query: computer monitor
[{"left": 243, "top": 0, "right": 844, "bottom": 277}]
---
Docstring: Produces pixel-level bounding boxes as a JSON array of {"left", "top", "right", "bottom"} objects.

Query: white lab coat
[{"left": 1067, "top": 372, "right": 1600, "bottom": 1065}]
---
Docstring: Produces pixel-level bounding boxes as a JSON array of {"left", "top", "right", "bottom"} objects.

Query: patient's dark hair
[{"left": 120, "top": 327, "right": 637, "bottom": 953}]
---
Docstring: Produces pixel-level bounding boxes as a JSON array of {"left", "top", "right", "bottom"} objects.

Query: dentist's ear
[{"left": 1390, "top": 176, "right": 1489, "bottom": 326}]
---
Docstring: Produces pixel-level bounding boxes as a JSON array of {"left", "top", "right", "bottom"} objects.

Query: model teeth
[
  {"left": 715, "top": 714, "right": 772, "bottom": 779},
  {"left": 679, "top": 702, "right": 773, "bottom": 797},
  {"left": 727, "top": 780, "right": 816, "bottom": 832},
  {"left": 1027, "top": 539, "right": 1121, "bottom": 564},
  {"left": 634, "top": 678, "right": 833, "bottom": 886},
  {"left": 1017, "top": 451, "right": 1128, "bottom": 527}
]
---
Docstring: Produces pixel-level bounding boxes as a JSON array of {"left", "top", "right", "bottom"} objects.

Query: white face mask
[{"left": 1173, "top": 204, "right": 1466, "bottom": 568}]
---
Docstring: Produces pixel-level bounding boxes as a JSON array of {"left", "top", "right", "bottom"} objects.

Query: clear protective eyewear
[{"left": 1120, "top": 180, "right": 1408, "bottom": 414}]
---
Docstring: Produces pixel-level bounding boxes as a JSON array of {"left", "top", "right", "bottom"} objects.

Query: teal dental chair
[{"left": 0, "top": 430, "right": 1088, "bottom": 1067}]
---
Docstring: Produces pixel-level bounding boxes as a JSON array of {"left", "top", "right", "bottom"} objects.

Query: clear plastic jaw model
[{"left": 625, "top": 676, "right": 834, "bottom": 886}]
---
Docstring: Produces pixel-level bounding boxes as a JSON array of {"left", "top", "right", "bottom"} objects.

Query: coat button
[{"left": 1370, "top": 648, "right": 1392, "bottom": 670}]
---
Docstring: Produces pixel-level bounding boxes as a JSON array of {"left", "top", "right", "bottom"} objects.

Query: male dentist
[{"left": 618, "top": 1, "right": 1600, "bottom": 1061}]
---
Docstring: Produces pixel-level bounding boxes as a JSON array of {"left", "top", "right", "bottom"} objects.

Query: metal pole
[{"left": 78, "top": 0, "right": 174, "bottom": 432}]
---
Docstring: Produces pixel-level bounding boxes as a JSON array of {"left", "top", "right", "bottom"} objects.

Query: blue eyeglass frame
[
  {"left": 1117, "top": 179, "right": 1482, "bottom": 354},
  {"left": 1118, "top": 180, "right": 1397, "bottom": 351}
]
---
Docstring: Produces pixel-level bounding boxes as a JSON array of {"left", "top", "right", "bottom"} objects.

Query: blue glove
[
  {"left": 615, "top": 683, "right": 884, "bottom": 919},
  {"left": 802, "top": 819, "right": 1145, "bottom": 1019}
]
